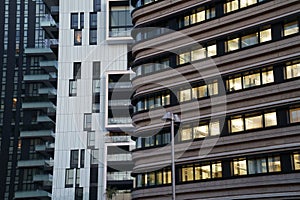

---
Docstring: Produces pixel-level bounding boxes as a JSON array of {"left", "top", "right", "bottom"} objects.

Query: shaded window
[
  {"left": 93, "top": 62, "right": 101, "bottom": 79},
  {"left": 69, "top": 80, "right": 77, "bottom": 96},
  {"left": 80, "top": 149, "right": 85, "bottom": 168},
  {"left": 71, "top": 13, "right": 78, "bottom": 29},
  {"left": 84, "top": 113, "right": 92, "bottom": 130},
  {"left": 65, "top": 169, "right": 74, "bottom": 187},
  {"left": 76, "top": 168, "right": 80, "bottom": 186},
  {"left": 87, "top": 131, "right": 96, "bottom": 148},
  {"left": 91, "top": 149, "right": 99, "bottom": 164}
]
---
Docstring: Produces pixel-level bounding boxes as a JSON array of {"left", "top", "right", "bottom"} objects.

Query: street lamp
[{"left": 162, "top": 112, "right": 180, "bottom": 200}]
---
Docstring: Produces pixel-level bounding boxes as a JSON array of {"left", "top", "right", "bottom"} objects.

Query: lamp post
[{"left": 162, "top": 112, "right": 180, "bottom": 200}]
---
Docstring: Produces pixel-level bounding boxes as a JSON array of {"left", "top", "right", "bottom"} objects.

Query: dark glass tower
[{"left": 0, "top": 0, "right": 58, "bottom": 199}]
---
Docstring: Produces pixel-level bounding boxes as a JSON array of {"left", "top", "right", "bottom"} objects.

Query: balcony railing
[
  {"left": 105, "top": 136, "right": 132, "bottom": 143},
  {"left": 107, "top": 154, "right": 132, "bottom": 161},
  {"left": 108, "top": 117, "right": 132, "bottom": 125}
]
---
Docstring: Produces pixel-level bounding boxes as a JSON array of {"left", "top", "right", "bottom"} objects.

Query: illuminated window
[
  {"left": 292, "top": 153, "right": 300, "bottom": 170},
  {"left": 284, "top": 21, "right": 299, "bottom": 36},
  {"left": 262, "top": 68, "right": 274, "bottom": 84},
  {"left": 210, "top": 121, "right": 220, "bottom": 136},
  {"left": 227, "top": 76, "right": 242, "bottom": 91},
  {"left": 230, "top": 116, "right": 244, "bottom": 133},
  {"left": 268, "top": 156, "right": 281, "bottom": 172},
  {"left": 156, "top": 171, "right": 163, "bottom": 185},
  {"left": 226, "top": 37, "right": 240, "bottom": 52},
  {"left": 264, "top": 112, "right": 277, "bottom": 127},
  {"left": 224, "top": 0, "right": 239, "bottom": 13},
  {"left": 289, "top": 107, "right": 300, "bottom": 123},
  {"left": 208, "top": 81, "right": 218, "bottom": 95},
  {"left": 245, "top": 114, "right": 262, "bottom": 130},
  {"left": 181, "top": 165, "right": 194, "bottom": 182},
  {"left": 180, "top": 126, "right": 193, "bottom": 141},
  {"left": 212, "top": 162, "right": 222, "bottom": 178},
  {"left": 285, "top": 61, "right": 300, "bottom": 79},
  {"left": 240, "top": 0, "right": 256, "bottom": 8},
  {"left": 163, "top": 168, "right": 171, "bottom": 184},
  {"left": 193, "top": 124, "right": 208, "bottom": 139},
  {"left": 179, "top": 88, "right": 191, "bottom": 102},
  {"left": 74, "top": 30, "right": 82, "bottom": 45},
  {"left": 233, "top": 158, "right": 247, "bottom": 176},
  {"left": 179, "top": 52, "right": 190, "bottom": 65},
  {"left": 260, "top": 27, "right": 272, "bottom": 43},
  {"left": 147, "top": 172, "right": 155, "bottom": 186},
  {"left": 200, "top": 164, "right": 211, "bottom": 179}
]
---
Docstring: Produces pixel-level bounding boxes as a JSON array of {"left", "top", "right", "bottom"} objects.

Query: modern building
[
  {"left": 130, "top": 0, "right": 300, "bottom": 199},
  {"left": 0, "top": 0, "right": 58, "bottom": 199},
  {"left": 52, "top": 0, "right": 134, "bottom": 199}
]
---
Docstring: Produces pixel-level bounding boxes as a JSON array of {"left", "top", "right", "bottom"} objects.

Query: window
[
  {"left": 69, "top": 80, "right": 77, "bottom": 96},
  {"left": 65, "top": 169, "right": 74, "bottom": 187},
  {"left": 109, "top": 3, "right": 132, "bottom": 37},
  {"left": 94, "top": 0, "right": 101, "bottom": 11},
  {"left": 226, "top": 27, "right": 272, "bottom": 52},
  {"left": 75, "top": 187, "right": 83, "bottom": 200},
  {"left": 84, "top": 113, "right": 92, "bottom": 130},
  {"left": 93, "top": 62, "right": 101, "bottom": 79},
  {"left": 90, "top": 12, "right": 97, "bottom": 28},
  {"left": 227, "top": 67, "right": 274, "bottom": 91},
  {"left": 179, "top": 162, "right": 222, "bottom": 182},
  {"left": 163, "top": 168, "right": 171, "bottom": 184},
  {"left": 74, "top": 30, "right": 82, "bottom": 45},
  {"left": 80, "top": 13, "right": 84, "bottom": 29},
  {"left": 232, "top": 158, "right": 247, "bottom": 176},
  {"left": 76, "top": 168, "right": 80, "bottom": 186},
  {"left": 240, "top": 0, "right": 256, "bottom": 8},
  {"left": 292, "top": 153, "right": 300, "bottom": 170},
  {"left": 147, "top": 172, "right": 155, "bottom": 186},
  {"left": 283, "top": 21, "right": 299, "bottom": 36},
  {"left": 180, "top": 126, "right": 193, "bottom": 141},
  {"left": 80, "top": 149, "right": 85, "bottom": 168},
  {"left": 289, "top": 107, "right": 300, "bottom": 123},
  {"left": 90, "top": 29, "right": 97, "bottom": 45},
  {"left": 179, "top": 88, "right": 191, "bottom": 102},
  {"left": 224, "top": 0, "right": 239, "bottom": 13},
  {"left": 73, "top": 62, "right": 81, "bottom": 79},
  {"left": 91, "top": 149, "right": 99, "bottom": 164},
  {"left": 229, "top": 111, "right": 277, "bottom": 133},
  {"left": 71, "top": 13, "right": 78, "bottom": 29},
  {"left": 232, "top": 156, "right": 281, "bottom": 176},
  {"left": 87, "top": 131, "right": 95, "bottom": 148},
  {"left": 180, "top": 120, "right": 220, "bottom": 141},
  {"left": 70, "top": 150, "right": 79, "bottom": 168},
  {"left": 285, "top": 61, "right": 300, "bottom": 79},
  {"left": 181, "top": 165, "right": 194, "bottom": 182}
]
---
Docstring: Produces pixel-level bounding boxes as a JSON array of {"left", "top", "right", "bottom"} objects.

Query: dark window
[
  {"left": 74, "top": 62, "right": 81, "bottom": 79},
  {"left": 70, "top": 150, "right": 79, "bottom": 168},
  {"left": 75, "top": 187, "right": 83, "bottom": 200},
  {"left": 80, "top": 149, "right": 85, "bottom": 168},
  {"left": 71, "top": 13, "right": 78, "bottom": 29},
  {"left": 80, "top": 13, "right": 84, "bottom": 29},
  {"left": 89, "top": 29, "right": 97, "bottom": 45},
  {"left": 94, "top": 0, "right": 101, "bottom": 11},
  {"left": 90, "top": 12, "right": 97, "bottom": 28},
  {"left": 74, "top": 30, "right": 82, "bottom": 45}
]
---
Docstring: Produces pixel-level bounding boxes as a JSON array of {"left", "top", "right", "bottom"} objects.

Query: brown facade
[{"left": 130, "top": 0, "right": 300, "bottom": 199}]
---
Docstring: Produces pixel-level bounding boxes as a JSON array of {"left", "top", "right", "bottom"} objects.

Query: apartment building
[
  {"left": 52, "top": 0, "right": 134, "bottom": 199},
  {"left": 130, "top": 0, "right": 300, "bottom": 199},
  {"left": 0, "top": 0, "right": 58, "bottom": 199}
]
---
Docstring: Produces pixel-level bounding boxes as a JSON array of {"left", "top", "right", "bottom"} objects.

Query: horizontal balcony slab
[
  {"left": 15, "top": 190, "right": 51, "bottom": 199},
  {"left": 20, "top": 130, "right": 55, "bottom": 138}
]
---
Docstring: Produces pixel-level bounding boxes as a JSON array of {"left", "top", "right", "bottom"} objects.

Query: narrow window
[
  {"left": 84, "top": 113, "right": 92, "bottom": 130},
  {"left": 292, "top": 153, "right": 300, "bottom": 170},
  {"left": 232, "top": 158, "right": 247, "bottom": 176},
  {"left": 65, "top": 169, "right": 74, "bottom": 187},
  {"left": 87, "top": 131, "right": 96, "bottom": 148},
  {"left": 76, "top": 168, "right": 80, "bottom": 186},
  {"left": 73, "top": 62, "right": 81, "bottom": 79},
  {"left": 69, "top": 80, "right": 77, "bottom": 96},
  {"left": 70, "top": 150, "right": 79, "bottom": 168},
  {"left": 94, "top": 0, "right": 101, "bottom": 11},
  {"left": 74, "top": 30, "right": 82, "bottom": 45},
  {"left": 71, "top": 13, "right": 78, "bottom": 29},
  {"left": 75, "top": 187, "right": 83, "bottom": 200},
  {"left": 80, "top": 13, "right": 84, "bottom": 29},
  {"left": 80, "top": 149, "right": 85, "bottom": 168}
]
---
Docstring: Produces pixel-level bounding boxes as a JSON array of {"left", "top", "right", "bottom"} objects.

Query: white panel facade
[{"left": 53, "top": 0, "right": 132, "bottom": 199}]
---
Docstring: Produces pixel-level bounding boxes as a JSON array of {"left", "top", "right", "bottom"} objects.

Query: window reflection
[
  {"left": 289, "top": 107, "right": 300, "bottom": 123},
  {"left": 285, "top": 61, "right": 300, "bottom": 79},
  {"left": 74, "top": 30, "right": 82, "bottom": 45}
]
